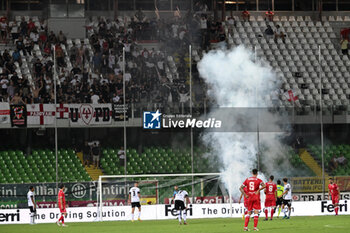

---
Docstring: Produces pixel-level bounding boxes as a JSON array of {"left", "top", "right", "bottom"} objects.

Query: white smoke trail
[{"left": 198, "top": 46, "right": 289, "bottom": 198}]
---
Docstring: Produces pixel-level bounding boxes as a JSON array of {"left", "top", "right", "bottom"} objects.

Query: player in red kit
[
  {"left": 56, "top": 184, "right": 68, "bottom": 227},
  {"left": 328, "top": 177, "right": 340, "bottom": 216},
  {"left": 264, "top": 175, "right": 277, "bottom": 221},
  {"left": 240, "top": 169, "right": 265, "bottom": 232},
  {"left": 239, "top": 186, "right": 249, "bottom": 219}
]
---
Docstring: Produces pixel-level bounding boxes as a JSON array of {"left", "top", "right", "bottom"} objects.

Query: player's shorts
[
  {"left": 59, "top": 208, "right": 67, "bottom": 213},
  {"left": 247, "top": 195, "right": 261, "bottom": 211},
  {"left": 244, "top": 199, "right": 248, "bottom": 208},
  {"left": 29, "top": 206, "right": 36, "bottom": 213},
  {"left": 265, "top": 197, "right": 276, "bottom": 207},
  {"left": 283, "top": 199, "right": 292, "bottom": 207},
  {"left": 174, "top": 200, "right": 186, "bottom": 210},
  {"left": 331, "top": 195, "right": 339, "bottom": 205},
  {"left": 131, "top": 202, "right": 141, "bottom": 208},
  {"left": 276, "top": 197, "right": 283, "bottom": 206}
]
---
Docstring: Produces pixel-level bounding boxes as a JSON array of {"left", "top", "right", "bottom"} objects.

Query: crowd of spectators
[
  {"left": 0, "top": 11, "right": 213, "bottom": 110},
  {"left": 0, "top": 8, "right": 344, "bottom": 113}
]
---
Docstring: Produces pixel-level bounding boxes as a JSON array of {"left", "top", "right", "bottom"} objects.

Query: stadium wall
[
  {"left": 0, "top": 201, "right": 348, "bottom": 224},
  {"left": 48, "top": 18, "right": 86, "bottom": 39}
]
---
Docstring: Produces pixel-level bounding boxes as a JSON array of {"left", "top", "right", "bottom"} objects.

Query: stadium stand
[
  {"left": 2, "top": 13, "right": 348, "bottom": 114},
  {"left": 308, "top": 144, "right": 350, "bottom": 176},
  {"left": 0, "top": 145, "right": 318, "bottom": 184},
  {"left": 225, "top": 15, "right": 349, "bottom": 111},
  {"left": 0, "top": 149, "right": 91, "bottom": 183}
]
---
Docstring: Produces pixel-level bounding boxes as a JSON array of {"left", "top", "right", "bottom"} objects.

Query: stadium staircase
[
  {"left": 76, "top": 152, "right": 104, "bottom": 181},
  {"left": 299, "top": 149, "right": 328, "bottom": 177}
]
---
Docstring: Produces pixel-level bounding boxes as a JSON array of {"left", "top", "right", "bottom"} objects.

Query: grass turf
[{"left": 0, "top": 216, "right": 349, "bottom": 233}]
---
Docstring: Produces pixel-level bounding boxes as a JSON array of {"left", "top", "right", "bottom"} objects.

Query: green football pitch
[{"left": 1, "top": 216, "right": 349, "bottom": 233}]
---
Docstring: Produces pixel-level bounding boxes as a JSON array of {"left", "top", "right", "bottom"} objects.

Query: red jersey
[
  {"left": 328, "top": 183, "right": 339, "bottom": 196},
  {"left": 58, "top": 189, "right": 66, "bottom": 209},
  {"left": 265, "top": 182, "right": 277, "bottom": 198},
  {"left": 243, "top": 187, "right": 248, "bottom": 201},
  {"left": 243, "top": 177, "right": 263, "bottom": 198}
]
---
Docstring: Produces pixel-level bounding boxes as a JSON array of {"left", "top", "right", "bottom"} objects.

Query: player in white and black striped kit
[
  {"left": 27, "top": 186, "right": 37, "bottom": 225},
  {"left": 279, "top": 178, "right": 292, "bottom": 219},
  {"left": 174, "top": 189, "right": 190, "bottom": 225},
  {"left": 128, "top": 182, "right": 141, "bottom": 222}
]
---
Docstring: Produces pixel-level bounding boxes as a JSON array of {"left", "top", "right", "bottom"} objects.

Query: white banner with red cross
[
  {"left": 0, "top": 102, "right": 10, "bottom": 124},
  {"left": 26, "top": 104, "right": 56, "bottom": 125},
  {"left": 69, "top": 104, "right": 112, "bottom": 126},
  {"left": 56, "top": 103, "right": 69, "bottom": 119}
]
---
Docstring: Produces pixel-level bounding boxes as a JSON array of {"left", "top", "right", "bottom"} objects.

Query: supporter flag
[
  {"left": 56, "top": 103, "right": 69, "bottom": 119},
  {"left": 27, "top": 104, "right": 56, "bottom": 125},
  {"left": 10, "top": 105, "right": 27, "bottom": 127},
  {"left": 69, "top": 104, "right": 112, "bottom": 126},
  {"left": 0, "top": 103, "right": 10, "bottom": 124},
  {"left": 284, "top": 89, "right": 298, "bottom": 102}
]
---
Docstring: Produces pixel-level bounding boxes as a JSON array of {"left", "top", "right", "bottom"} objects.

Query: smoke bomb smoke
[{"left": 198, "top": 46, "right": 291, "bottom": 198}]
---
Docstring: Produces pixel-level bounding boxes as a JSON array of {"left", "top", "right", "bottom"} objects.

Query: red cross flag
[
  {"left": 284, "top": 89, "right": 299, "bottom": 102},
  {"left": 0, "top": 103, "right": 10, "bottom": 124},
  {"left": 27, "top": 104, "right": 56, "bottom": 125},
  {"left": 56, "top": 103, "right": 69, "bottom": 119}
]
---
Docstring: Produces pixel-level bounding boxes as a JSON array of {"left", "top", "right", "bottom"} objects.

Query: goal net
[{"left": 97, "top": 173, "right": 230, "bottom": 221}]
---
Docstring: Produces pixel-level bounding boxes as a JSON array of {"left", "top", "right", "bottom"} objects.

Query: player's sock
[
  {"left": 178, "top": 210, "right": 182, "bottom": 222},
  {"left": 335, "top": 207, "right": 339, "bottom": 215},
  {"left": 61, "top": 216, "right": 64, "bottom": 224},
  {"left": 288, "top": 208, "right": 291, "bottom": 218},
  {"left": 58, "top": 216, "right": 63, "bottom": 222},
  {"left": 138, "top": 212, "right": 141, "bottom": 219},
  {"left": 131, "top": 214, "right": 134, "bottom": 220},
  {"left": 30, "top": 213, "right": 33, "bottom": 224},
  {"left": 264, "top": 209, "right": 268, "bottom": 219},
  {"left": 253, "top": 214, "right": 259, "bottom": 228},
  {"left": 183, "top": 212, "right": 187, "bottom": 222},
  {"left": 278, "top": 207, "right": 281, "bottom": 216},
  {"left": 244, "top": 214, "right": 250, "bottom": 228},
  {"left": 271, "top": 208, "right": 274, "bottom": 219}
]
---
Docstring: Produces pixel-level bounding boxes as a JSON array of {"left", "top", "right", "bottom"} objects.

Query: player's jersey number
[
  {"left": 268, "top": 186, "right": 273, "bottom": 192},
  {"left": 249, "top": 182, "right": 255, "bottom": 191}
]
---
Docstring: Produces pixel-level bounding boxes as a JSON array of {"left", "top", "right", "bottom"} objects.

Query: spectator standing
[
  {"left": 12, "top": 50, "right": 21, "bottom": 64},
  {"left": 57, "top": 31, "right": 66, "bottom": 44},
  {"left": 118, "top": 146, "right": 125, "bottom": 166},
  {"left": 83, "top": 141, "right": 91, "bottom": 167},
  {"left": 7, "top": 80, "right": 16, "bottom": 98},
  {"left": 265, "top": 9, "right": 274, "bottom": 21},
  {"left": 24, "top": 36, "right": 33, "bottom": 55},
  {"left": 10, "top": 20, "right": 19, "bottom": 40},
  {"left": 27, "top": 18, "right": 35, "bottom": 34},
  {"left": 33, "top": 59, "right": 43, "bottom": 78},
  {"left": 242, "top": 9, "right": 250, "bottom": 22},
  {"left": 264, "top": 25, "right": 274, "bottom": 40},
  {"left": 341, "top": 37, "right": 349, "bottom": 57},
  {"left": 91, "top": 92, "right": 100, "bottom": 104},
  {"left": 274, "top": 25, "right": 285, "bottom": 43},
  {"left": 91, "top": 141, "right": 101, "bottom": 169},
  {"left": 10, "top": 92, "right": 25, "bottom": 104},
  {"left": 20, "top": 17, "right": 28, "bottom": 36},
  {"left": 0, "top": 19, "right": 7, "bottom": 42},
  {"left": 55, "top": 45, "right": 65, "bottom": 67},
  {"left": 227, "top": 17, "right": 236, "bottom": 35},
  {"left": 30, "top": 30, "right": 39, "bottom": 44}
]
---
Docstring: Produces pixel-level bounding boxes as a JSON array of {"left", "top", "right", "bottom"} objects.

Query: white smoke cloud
[{"left": 198, "top": 46, "right": 291, "bottom": 198}]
